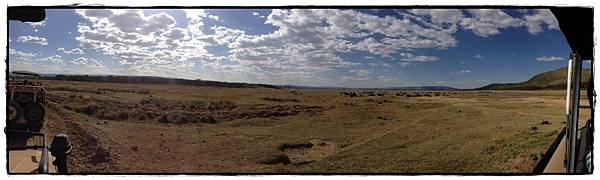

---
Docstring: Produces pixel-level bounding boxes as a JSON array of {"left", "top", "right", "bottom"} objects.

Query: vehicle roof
[
  {"left": 12, "top": 71, "right": 41, "bottom": 77},
  {"left": 551, "top": 7, "right": 594, "bottom": 61}
]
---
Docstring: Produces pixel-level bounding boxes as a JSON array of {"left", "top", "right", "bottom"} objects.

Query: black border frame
[{"left": 5, "top": 5, "right": 594, "bottom": 176}]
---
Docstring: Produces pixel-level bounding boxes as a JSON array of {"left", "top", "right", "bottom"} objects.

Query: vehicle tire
[
  {"left": 8, "top": 101, "right": 22, "bottom": 122},
  {"left": 24, "top": 103, "right": 45, "bottom": 128}
]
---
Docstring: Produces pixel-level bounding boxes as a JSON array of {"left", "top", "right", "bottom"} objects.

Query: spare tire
[
  {"left": 8, "top": 101, "right": 22, "bottom": 122},
  {"left": 24, "top": 102, "right": 45, "bottom": 123}
]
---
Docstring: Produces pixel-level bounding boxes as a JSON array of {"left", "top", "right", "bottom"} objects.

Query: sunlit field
[{"left": 41, "top": 80, "right": 591, "bottom": 173}]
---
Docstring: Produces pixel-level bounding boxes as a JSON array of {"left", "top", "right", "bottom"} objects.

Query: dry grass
[{"left": 40, "top": 80, "right": 591, "bottom": 173}]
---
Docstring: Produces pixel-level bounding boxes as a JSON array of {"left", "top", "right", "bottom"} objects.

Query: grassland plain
[{"left": 40, "top": 80, "right": 591, "bottom": 173}]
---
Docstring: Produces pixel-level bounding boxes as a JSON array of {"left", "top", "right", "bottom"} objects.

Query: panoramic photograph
[{"left": 5, "top": 6, "right": 594, "bottom": 175}]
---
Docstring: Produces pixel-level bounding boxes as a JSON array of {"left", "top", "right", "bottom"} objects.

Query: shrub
[
  {"left": 76, "top": 103, "right": 100, "bottom": 115},
  {"left": 277, "top": 141, "right": 313, "bottom": 151},
  {"left": 116, "top": 111, "right": 129, "bottom": 120},
  {"left": 137, "top": 113, "right": 147, "bottom": 121},
  {"left": 140, "top": 97, "right": 161, "bottom": 105},
  {"left": 207, "top": 100, "right": 236, "bottom": 110},
  {"left": 199, "top": 115, "right": 217, "bottom": 124},
  {"left": 261, "top": 97, "right": 300, "bottom": 102},
  {"left": 95, "top": 109, "right": 129, "bottom": 121},
  {"left": 188, "top": 100, "right": 206, "bottom": 109},
  {"left": 259, "top": 151, "right": 290, "bottom": 165},
  {"left": 159, "top": 110, "right": 201, "bottom": 124}
]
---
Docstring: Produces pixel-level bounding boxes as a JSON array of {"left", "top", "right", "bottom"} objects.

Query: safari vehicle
[
  {"left": 7, "top": 8, "right": 76, "bottom": 175},
  {"left": 8, "top": 71, "right": 47, "bottom": 132},
  {"left": 6, "top": 69, "right": 74, "bottom": 173},
  {"left": 532, "top": 8, "right": 594, "bottom": 174}
]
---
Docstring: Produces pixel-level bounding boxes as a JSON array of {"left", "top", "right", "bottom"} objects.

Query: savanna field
[{"left": 40, "top": 80, "right": 591, "bottom": 173}]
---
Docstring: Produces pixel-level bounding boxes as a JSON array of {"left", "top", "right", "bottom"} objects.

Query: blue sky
[{"left": 8, "top": 9, "right": 576, "bottom": 88}]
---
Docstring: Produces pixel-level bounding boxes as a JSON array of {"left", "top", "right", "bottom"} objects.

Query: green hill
[{"left": 478, "top": 67, "right": 591, "bottom": 90}]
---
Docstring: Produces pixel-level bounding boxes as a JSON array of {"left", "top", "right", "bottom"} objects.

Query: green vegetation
[{"left": 479, "top": 67, "right": 591, "bottom": 90}]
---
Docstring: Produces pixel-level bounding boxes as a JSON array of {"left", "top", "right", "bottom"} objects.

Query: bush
[
  {"left": 96, "top": 109, "right": 130, "bottom": 121},
  {"left": 200, "top": 115, "right": 217, "bottom": 124},
  {"left": 137, "top": 113, "right": 147, "bottom": 120},
  {"left": 140, "top": 97, "right": 162, "bottom": 105},
  {"left": 159, "top": 110, "right": 201, "bottom": 124},
  {"left": 116, "top": 111, "right": 129, "bottom": 120},
  {"left": 142, "top": 99, "right": 235, "bottom": 111},
  {"left": 188, "top": 100, "right": 206, "bottom": 109},
  {"left": 261, "top": 97, "right": 300, "bottom": 103},
  {"left": 76, "top": 103, "right": 101, "bottom": 115},
  {"left": 277, "top": 141, "right": 313, "bottom": 151},
  {"left": 207, "top": 101, "right": 236, "bottom": 110},
  {"left": 259, "top": 151, "right": 290, "bottom": 165}
]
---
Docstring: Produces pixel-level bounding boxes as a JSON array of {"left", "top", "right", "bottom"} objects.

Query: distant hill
[
  {"left": 15, "top": 73, "right": 461, "bottom": 90},
  {"left": 277, "top": 85, "right": 460, "bottom": 91},
  {"left": 38, "top": 74, "right": 279, "bottom": 89},
  {"left": 478, "top": 67, "right": 591, "bottom": 90}
]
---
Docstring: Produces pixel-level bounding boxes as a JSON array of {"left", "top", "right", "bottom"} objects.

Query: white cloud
[
  {"left": 70, "top": 57, "right": 90, "bottom": 65},
  {"left": 57, "top": 48, "right": 85, "bottom": 55},
  {"left": 76, "top": 10, "right": 176, "bottom": 35},
  {"left": 26, "top": 21, "right": 46, "bottom": 32},
  {"left": 16, "top": 35, "right": 48, "bottom": 45},
  {"left": 343, "top": 69, "right": 372, "bottom": 81},
  {"left": 460, "top": 9, "right": 524, "bottom": 37},
  {"left": 356, "top": 69, "right": 371, "bottom": 77},
  {"left": 8, "top": 49, "right": 65, "bottom": 73},
  {"left": 400, "top": 53, "right": 439, "bottom": 62},
  {"left": 524, "top": 9, "right": 560, "bottom": 34},
  {"left": 377, "top": 75, "right": 398, "bottom": 83},
  {"left": 227, "top": 10, "right": 377, "bottom": 72},
  {"left": 207, "top": 26, "right": 246, "bottom": 45},
  {"left": 26, "top": 21, "right": 45, "bottom": 27},
  {"left": 252, "top": 12, "right": 265, "bottom": 19},
  {"left": 450, "top": 70, "right": 471, "bottom": 75},
  {"left": 410, "top": 9, "right": 464, "bottom": 25},
  {"left": 61, "top": 9, "right": 561, "bottom": 86},
  {"left": 368, "top": 62, "right": 391, "bottom": 68},
  {"left": 399, "top": 62, "right": 411, "bottom": 67},
  {"left": 536, "top": 56, "right": 563, "bottom": 62},
  {"left": 208, "top": 14, "right": 220, "bottom": 21},
  {"left": 9, "top": 48, "right": 37, "bottom": 61},
  {"left": 70, "top": 57, "right": 106, "bottom": 70},
  {"left": 473, "top": 54, "right": 484, "bottom": 59},
  {"left": 74, "top": 9, "right": 216, "bottom": 78},
  {"left": 407, "top": 9, "right": 463, "bottom": 33},
  {"left": 183, "top": 9, "right": 207, "bottom": 36},
  {"left": 37, "top": 55, "right": 63, "bottom": 63},
  {"left": 218, "top": 9, "right": 456, "bottom": 77}
]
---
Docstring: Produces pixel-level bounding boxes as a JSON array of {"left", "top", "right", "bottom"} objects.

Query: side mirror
[{"left": 49, "top": 134, "right": 73, "bottom": 174}]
